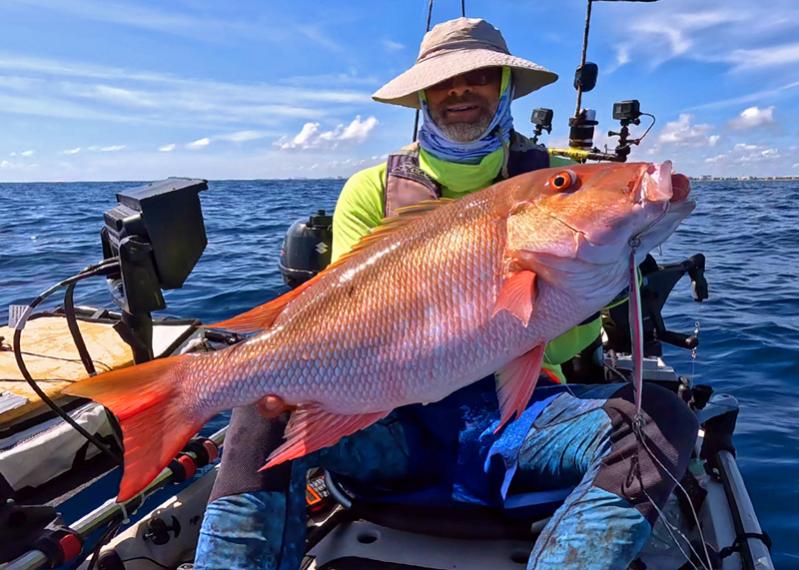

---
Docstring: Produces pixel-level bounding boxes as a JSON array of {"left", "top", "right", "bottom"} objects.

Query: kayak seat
[
  {"left": 348, "top": 499, "right": 555, "bottom": 540},
  {"left": 325, "top": 471, "right": 572, "bottom": 540}
]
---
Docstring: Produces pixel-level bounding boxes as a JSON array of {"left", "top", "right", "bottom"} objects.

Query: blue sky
[{"left": 1, "top": 0, "right": 798, "bottom": 181}]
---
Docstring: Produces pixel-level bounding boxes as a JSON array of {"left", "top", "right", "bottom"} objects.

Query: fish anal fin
[
  {"left": 260, "top": 405, "right": 389, "bottom": 470},
  {"left": 495, "top": 344, "right": 545, "bottom": 432},
  {"left": 492, "top": 269, "right": 537, "bottom": 326},
  {"left": 63, "top": 355, "right": 205, "bottom": 502}
]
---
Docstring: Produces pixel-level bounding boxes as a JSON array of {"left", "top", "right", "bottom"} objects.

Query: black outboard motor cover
[{"left": 279, "top": 210, "right": 333, "bottom": 289}]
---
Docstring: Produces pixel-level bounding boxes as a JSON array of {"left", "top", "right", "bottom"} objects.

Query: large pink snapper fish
[{"left": 67, "top": 161, "right": 694, "bottom": 501}]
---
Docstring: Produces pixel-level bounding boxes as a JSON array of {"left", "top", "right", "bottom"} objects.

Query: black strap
[{"left": 718, "top": 532, "right": 772, "bottom": 559}]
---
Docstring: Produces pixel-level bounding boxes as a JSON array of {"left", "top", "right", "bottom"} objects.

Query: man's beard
[{"left": 429, "top": 95, "right": 496, "bottom": 143}]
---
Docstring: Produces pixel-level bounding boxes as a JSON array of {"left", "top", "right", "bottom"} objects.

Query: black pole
[
  {"left": 461, "top": 0, "right": 466, "bottom": 17},
  {"left": 412, "top": 0, "right": 436, "bottom": 142},
  {"left": 574, "top": 0, "right": 593, "bottom": 117}
]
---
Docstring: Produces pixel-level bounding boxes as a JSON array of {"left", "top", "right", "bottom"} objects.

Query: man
[{"left": 196, "top": 18, "right": 697, "bottom": 570}]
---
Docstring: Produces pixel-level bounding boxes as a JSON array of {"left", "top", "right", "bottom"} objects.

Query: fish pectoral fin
[
  {"left": 492, "top": 269, "right": 537, "bottom": 326},
  {"left": 260, "top": 405, "right": 389, "bottom": 470},
  {"left": 494, "top": 344, "right": 545, "bottom": 432}
]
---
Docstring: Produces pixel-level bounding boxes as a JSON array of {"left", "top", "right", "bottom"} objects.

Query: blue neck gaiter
[{"left": 418, "top": 67, "right": 514, "bottom": 164}]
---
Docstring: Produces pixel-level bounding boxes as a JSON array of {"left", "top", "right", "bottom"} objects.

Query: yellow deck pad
[{"left": 0, "top": 316, "right": 133, "bottom": 425}]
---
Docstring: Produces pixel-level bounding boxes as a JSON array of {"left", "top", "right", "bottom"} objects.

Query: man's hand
[{"left": 256, "top": 395, "right": 295, "bottom": 418}]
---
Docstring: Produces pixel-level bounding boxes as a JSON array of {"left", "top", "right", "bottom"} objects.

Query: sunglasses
[{"left": 428, "top": 67, "right": 502, "bottom": 92}]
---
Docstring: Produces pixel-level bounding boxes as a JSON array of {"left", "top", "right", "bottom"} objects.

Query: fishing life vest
[{"left": 383, "top": 131, "right": 550, "bottom": 217}]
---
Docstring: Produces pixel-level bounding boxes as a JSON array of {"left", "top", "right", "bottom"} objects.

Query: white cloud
[
  {"left": 657, "top": 114, "right": 719, "bottom": 147},
  {"left": 216, "top": 130, "right": 269, "bottom": 143},
  {"left": 277, "top": 123, "right": 319, "bottom": 149},
  {"left": 793, "top": 163, "right": 799, "bottom": 169},
  {"left": 168, "top": 130, "right": 271, "bottom": 152},
  {"left": 61, "top": 147, "right": 81, "bottom": 155},
  {"left": 0, "top": 160, "right": 11, "bottom": 169},
  {"left": 728, "top": 106, "right": 775, "bottom": 130},
  {"left": 729, "top": 42, "right": 799, "bottom": 72},
  {"left": 381, "top": 39, "right": 405, "bottom": 52},
  {"left": 0, "top": 52, "right": 370, "bottom": 129},
  {"left": 86, "top": 144, "right": 125, "bottom": 152},
  {"left": 607, "top": 44, "right": 630, "bottom": 73},
  {"left": 20, "top": 149, "right": 35, "bottom": 156},
  {"left": 295, "top": 24, "right": 345, "bottom": 54},
  {"left": 339, "top": 116, "right": 379, "bottom": 143},
  {"left": 276, "top": 115, "right": 378, "bottom": 150},
  {"left": 187, "top": 137, "right": 211, "bottom": 150},
  {"left": 606, "top": 1, "right": 799, "bottom": 75},
  {"left": 704, "top": 154, "right": 726, "bottom": 164},
  {"left": 4, "top": 0, "right": 345, "bottom": 54},
  {"left": 703, "top": 143, "right": 782, "bottom": 165}
]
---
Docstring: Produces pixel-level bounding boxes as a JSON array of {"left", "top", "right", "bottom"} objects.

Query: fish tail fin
[{"left": 64, "top": 354, "right": 205, "bottom": 502}]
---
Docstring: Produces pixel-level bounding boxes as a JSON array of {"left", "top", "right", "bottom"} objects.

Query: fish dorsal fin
[
  {"left": 317, "top": 198, "right": 455, "bottom": 272},
  {"left": 208, "top": 277, "right": 318, "bottom": 333},
  {"left": 209, "top": 198, "right": 454, "bottom": 334}
]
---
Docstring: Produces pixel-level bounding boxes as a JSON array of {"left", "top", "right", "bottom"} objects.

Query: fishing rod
[
  {"left": 5, "top": 427, "right": 227, "bottom": 570},
  {"left": 535, "top": 0, "right": 659, "bottom": 163},
  {"left": 412, "top": 0, "right": 467, "bottom": 141}
]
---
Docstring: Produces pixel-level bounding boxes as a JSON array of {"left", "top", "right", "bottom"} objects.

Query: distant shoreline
[
  {"left": 689, "top": 176, "right": 799, "bottom": 181},
  {"left": 2, "top": 175, "right": 798, "bottom": 184}
]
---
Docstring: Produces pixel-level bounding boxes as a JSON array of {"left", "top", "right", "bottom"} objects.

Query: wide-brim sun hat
[{"left": 373, "top": 17, "right": 558, "bottom": 109}]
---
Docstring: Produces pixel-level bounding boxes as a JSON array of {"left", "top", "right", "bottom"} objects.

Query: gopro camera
[
  {"left": 612, "top": 100, "right": 641, "bottom": 122},
  {"left": 531, "top": 108, "right": 554, "bottom": 128}
]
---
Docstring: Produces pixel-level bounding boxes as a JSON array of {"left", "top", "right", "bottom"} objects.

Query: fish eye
[{"left": 548, "top": 170, "right": 577, "bottom": 192}]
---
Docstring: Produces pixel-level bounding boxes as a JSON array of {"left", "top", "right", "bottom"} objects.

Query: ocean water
[{"left": 0, "top": 179, "right": 797, "bottom": 566}]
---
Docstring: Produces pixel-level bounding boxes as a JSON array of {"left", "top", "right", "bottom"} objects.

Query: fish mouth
[{"left": 632, "top": 162, "right": 695, "bottom": 248}]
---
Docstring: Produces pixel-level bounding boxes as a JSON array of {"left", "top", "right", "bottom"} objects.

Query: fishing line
[
  {"left": 641, "top": 484, "right": 706, "bottom": 570},
  {"left": 625, "top": 445, "right": 704, "bottom": 569},
  {"left": 627, "top": 222, "right": 713, "bottom": 570},
  {"left": 412, "top": 0, "right": 436, "bottom": 141},
  {"left": 626, "top": 437, "right": 708, "bottom": 570},
  {"left": 635, "top": 418, "right": 713, "bottom": 570}
]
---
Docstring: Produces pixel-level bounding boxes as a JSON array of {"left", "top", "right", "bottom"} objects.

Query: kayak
[{"left": 0, "top": 211, "right": 773, "bottom": 570}]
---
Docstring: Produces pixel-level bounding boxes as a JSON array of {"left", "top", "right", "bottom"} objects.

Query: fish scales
[{"left": 188, "top": 183, "right": 534, "bottom": 415}]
